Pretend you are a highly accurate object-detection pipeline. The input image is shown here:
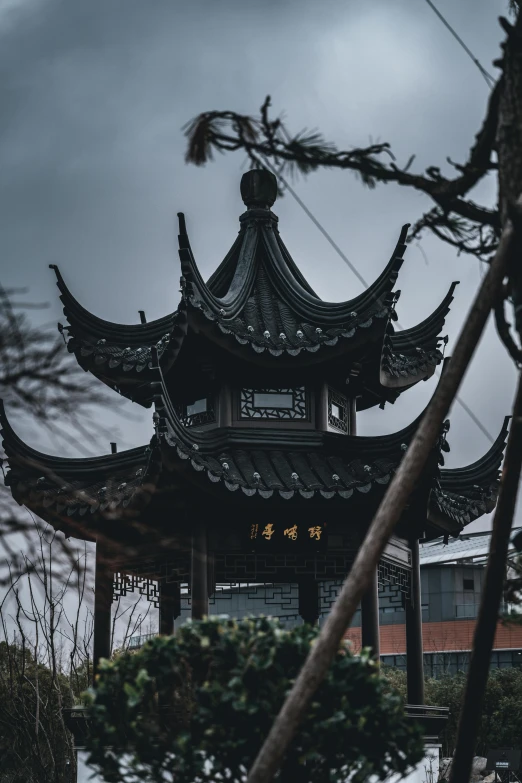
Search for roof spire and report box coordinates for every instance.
[240,169,277,209]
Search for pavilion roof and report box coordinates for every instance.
[0,395,508,540]
[50,172,458,411]
[51,264,188,406]
[428,416,510,530]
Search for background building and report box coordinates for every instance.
[370,530,522,676]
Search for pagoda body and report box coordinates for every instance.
[1,170,508,707]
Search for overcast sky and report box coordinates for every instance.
[0,0,517,532]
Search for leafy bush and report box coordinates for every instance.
[84,617,423,783]
[382,666,522,757]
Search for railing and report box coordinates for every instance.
[128,633,157,649]
[405,704,449,741]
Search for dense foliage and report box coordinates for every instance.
[383,665,522,757]
[84,616,424,783]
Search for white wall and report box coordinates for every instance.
[78,745,441,783]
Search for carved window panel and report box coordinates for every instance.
[328,388,349,433]
[240,387,307,420]
[177,396,216,427]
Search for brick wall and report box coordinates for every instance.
[345,619,522,655]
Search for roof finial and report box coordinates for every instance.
[240,169,277,209]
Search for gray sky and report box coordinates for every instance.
[0,0,517,532]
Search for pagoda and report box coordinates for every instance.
[1,170,508,707]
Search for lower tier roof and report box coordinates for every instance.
[0,399,508,542]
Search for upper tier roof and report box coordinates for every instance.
[50,170,457,410]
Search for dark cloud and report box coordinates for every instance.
[0,0,515,528]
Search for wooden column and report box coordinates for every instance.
[349,397,357,435]
[406,538,425,705]
[191,525,208,620]
[159,580,181,636]
[93,541,112,673]
[218,381,232,427]
[316,382,328,431]
[361,566,380,658]
[298,578,320,625]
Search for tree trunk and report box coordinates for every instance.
[497,11,522,338]
[245,219,515,783]
[449,373,522,783]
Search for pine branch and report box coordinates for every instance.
[184,85,502,261]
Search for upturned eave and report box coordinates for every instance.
[50,265,188,406]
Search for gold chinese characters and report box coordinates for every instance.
[250,522,323,542]
[262,523,275,540]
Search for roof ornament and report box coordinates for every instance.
[240,169,277,210]
[296,329,304,339]
[247,325,254,332]
[279,332,286,341]
[179,276,187,299]
[263,330,270,339]
[253,471,261,484]
[57,322,69,346]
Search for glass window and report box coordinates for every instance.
[179,396,215,427]
[253,392,293,408]
[241,388,307,420]
[463,578,475,591]
[331,402,344,420]
[328,388,349,433]
[187,398,207,416]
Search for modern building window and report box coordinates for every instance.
[383,650,522,678]
[240,387,307,420]
[328,388,349,433]
[463,578,475,591]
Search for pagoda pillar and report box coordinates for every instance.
[405,538,425,705]
[360,566,380,659]
[298,578,319,625]
[191,524,208,620]
[349,397,357,435]
[93,541,113,673]
[159,580,181,636]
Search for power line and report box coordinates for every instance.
[259,156,495,443]
[421,0,496,89]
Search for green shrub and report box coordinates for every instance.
[381,666,522,758]
[84,617,423,783]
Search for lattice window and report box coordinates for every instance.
[328,388,349,433]
[213,552,354,581]
[240,387,306,420]
[113,573,160,608]
[177,582,302,629]
[378,560,411,599]
[177,397,216,427]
